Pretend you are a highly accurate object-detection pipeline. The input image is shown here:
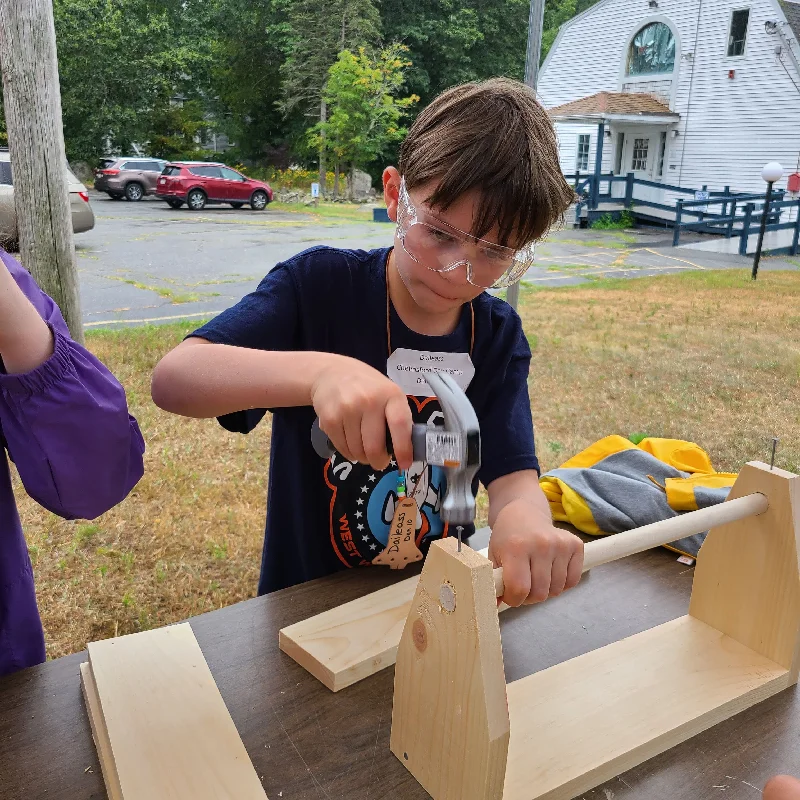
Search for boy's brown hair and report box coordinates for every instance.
[398,77,574,248]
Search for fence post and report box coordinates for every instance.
[739,203,753,256]
[792,199,800,256]
[727,199,737,238]
[721,186,730,217]
[625,172,634,207]
[673,200,683,247]
[698,184,708,223]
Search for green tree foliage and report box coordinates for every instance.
[52,0,214,163]
[381,0,529,108]
[0,0,595,166]
[309,46,418,195]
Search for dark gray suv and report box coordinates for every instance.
[94,157,167,201]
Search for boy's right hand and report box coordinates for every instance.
[310,355,413,472]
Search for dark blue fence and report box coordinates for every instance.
[565,171,800,256]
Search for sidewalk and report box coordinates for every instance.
[523,227,799,287]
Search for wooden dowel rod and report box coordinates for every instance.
[493,492,768,598]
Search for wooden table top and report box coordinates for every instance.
[0,544,796,799]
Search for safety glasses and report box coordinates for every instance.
[396,177,535,290]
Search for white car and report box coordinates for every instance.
[0,148,95,251]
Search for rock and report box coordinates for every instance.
[350,169,373,200]
[70,161,94,183]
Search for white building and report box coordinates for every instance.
[539,0,800,201]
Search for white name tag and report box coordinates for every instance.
[387,348,475,397]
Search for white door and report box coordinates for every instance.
[620,128,667,206]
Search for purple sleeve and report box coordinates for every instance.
[0,251,145,520]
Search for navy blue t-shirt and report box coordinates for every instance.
[192,246,539,594]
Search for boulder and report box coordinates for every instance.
[350,169,373,200]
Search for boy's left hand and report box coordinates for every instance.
[488,497,584,607]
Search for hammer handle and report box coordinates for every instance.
[492,492,768,598]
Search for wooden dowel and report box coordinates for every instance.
[493,492,768,598]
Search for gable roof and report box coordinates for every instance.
[780,1,800,43]
[549,91,678,121]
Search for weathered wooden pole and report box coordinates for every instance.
[0,0,83,342]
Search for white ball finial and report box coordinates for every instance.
[762,162,784,183]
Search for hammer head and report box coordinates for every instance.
[422,371,481,527]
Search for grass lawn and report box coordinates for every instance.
[13,268,800,660]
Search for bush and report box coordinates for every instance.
[591,208,636,230]
[232,165,347,193]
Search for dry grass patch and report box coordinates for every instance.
[12,269,800,659]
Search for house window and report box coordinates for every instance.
[626,22,676,76]
[632,138,649,171]
[576,134,590,172]
[657,131,667,177]
[728,9,750,57]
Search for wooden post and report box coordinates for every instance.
[391,538,509,800]
[740,203,754,256]
[0,0,83,343]
[727,199,737,238]
[791,197,800,256]
[673,199,683,247]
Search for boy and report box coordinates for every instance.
[151,77,582,607]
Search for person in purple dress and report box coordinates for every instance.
[0,250,145,676]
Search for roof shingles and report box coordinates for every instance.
[548,91,676,119]
[780,1,800,43]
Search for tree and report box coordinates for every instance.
[52,0,215,163]
[281,0,382,193]
[210,0,291,163]
[0,0,82,341]
[309,45,418,198]
[380,0,529,108]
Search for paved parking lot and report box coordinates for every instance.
[77,193,394,327]
[75,193,799,328]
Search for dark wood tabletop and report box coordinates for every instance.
[1,542,797,800]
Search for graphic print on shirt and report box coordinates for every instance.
[323,395,448,568]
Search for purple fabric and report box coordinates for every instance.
[0,251,145,676]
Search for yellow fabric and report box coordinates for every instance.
[665,472,738,511]
[539,435,737,537]
[637,438,714,475]
[558,434,638,469]
[539,434,636,530]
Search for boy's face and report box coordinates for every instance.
[382,167,509,314]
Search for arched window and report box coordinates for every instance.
[626,22,676,76]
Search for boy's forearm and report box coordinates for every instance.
[0,261,54,374]
[487,470,551,529]
[151,339,347,418]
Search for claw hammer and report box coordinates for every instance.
[310,370,481,550]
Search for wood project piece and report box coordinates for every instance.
[279,546,490,691]
[282,493,768,692]
[80,623,269,800]
[392,461,800,800]
[390,538,510,800]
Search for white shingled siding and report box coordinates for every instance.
[540,0,800,196]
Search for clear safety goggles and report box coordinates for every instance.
[396,177,535,290]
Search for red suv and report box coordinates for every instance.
[155,162,273,211]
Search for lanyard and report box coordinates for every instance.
[385,258,475,358]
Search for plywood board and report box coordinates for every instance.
[391,538,510,800]
[690,462,800,680]
[80,661,123,800]
[279,546,493,691]
[87,623,268,800]
[504,615,790,800]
